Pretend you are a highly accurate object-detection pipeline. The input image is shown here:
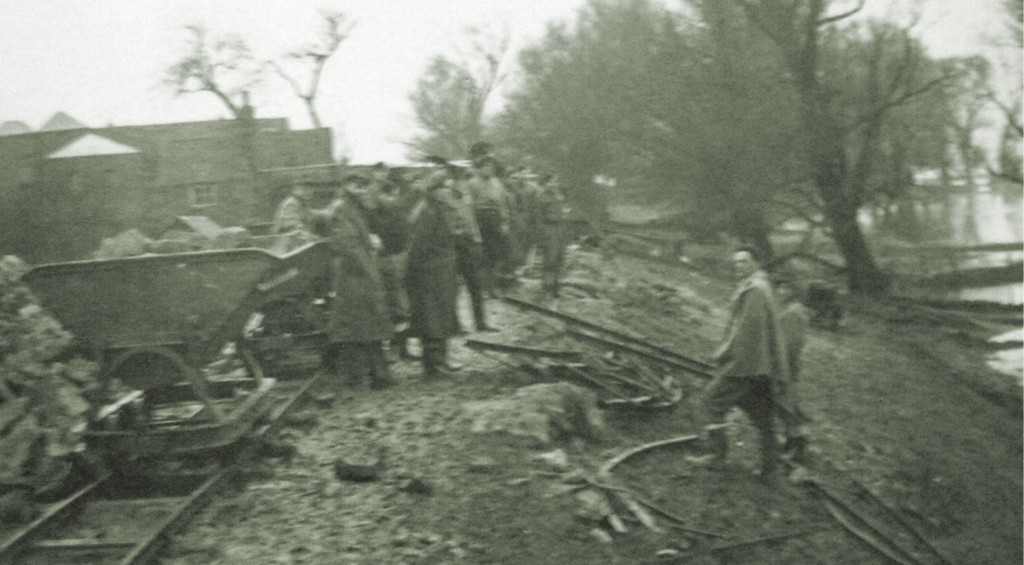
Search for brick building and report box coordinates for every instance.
[0,113,333,262]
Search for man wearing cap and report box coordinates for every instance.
[502,170,536,280]
[406,171,461,380]
[698,247,787,482]
[315,173,394,390]
[774,276,811,462]
[441,160,499,333]
[536,173,568,298]
[364,164,417,360]
[467,155,512,296]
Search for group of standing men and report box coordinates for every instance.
[271,143,569,387]
[274,152,810,480]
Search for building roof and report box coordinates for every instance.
[47,133,140,159]
[40,111,87,131]
[0,121,31,136]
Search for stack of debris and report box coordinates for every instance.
[465,339,684,411]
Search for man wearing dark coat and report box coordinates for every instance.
[314,175,394,390]
[364,165,416,359]
[405,171,461,380]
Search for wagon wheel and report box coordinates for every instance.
[248,297,329,374]
[252,297,325,337]
[107,347,224,421]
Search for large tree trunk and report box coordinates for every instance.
[799,73,890,294]
[822,195,889,293]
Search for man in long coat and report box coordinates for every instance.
[406,171,461,380]
[701,247,789,480]
[315,175,394,390]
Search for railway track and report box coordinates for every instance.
[0,372,322,565]
[788,455,952,565]
[501,296,714,377]
[503,295,952,565]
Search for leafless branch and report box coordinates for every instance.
[817,0,865,26]
[990,94,1024,136]
[163,23,262,118]
[268,11,354,129]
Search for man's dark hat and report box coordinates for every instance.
[468,141,494,160]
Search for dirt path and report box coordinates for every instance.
[161,251,1022,565]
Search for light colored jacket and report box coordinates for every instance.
[272,195,312,235]
[447,180,483,243]
[713,270,789,381]
[778,300,810,380]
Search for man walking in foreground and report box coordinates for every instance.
[699,247,788,481]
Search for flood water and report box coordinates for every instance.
[941,187,1023,305]
[989,328,1024,383]
[932,185,1022,379]
[954,283,1023,305]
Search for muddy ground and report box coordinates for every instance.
[160,248,1023,565]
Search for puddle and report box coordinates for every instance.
[988,328,1023,384]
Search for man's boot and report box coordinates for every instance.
[707,426,728,468]
[784,435,809,464]
[333,343,361,390]
[759,428,782,484]
[472,298,497,333]
[687,425,728,469]
[393,329,418,360]
[368,345,396,390]
[422,338,450,380]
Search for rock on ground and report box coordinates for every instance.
[463,382,605,446]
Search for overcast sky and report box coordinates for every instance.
[0,0,1018,164]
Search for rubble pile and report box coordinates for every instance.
[463,382,605,446]
[0,256,100,507]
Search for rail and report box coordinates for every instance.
[504,294,952,564]
[0,372,322,565]
[501,295,715,377]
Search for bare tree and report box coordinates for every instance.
[268,10,354,129]
[407,23,510,159]
[986,0,1023,183]
[164,24,263,119]
[730,0,953,294]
